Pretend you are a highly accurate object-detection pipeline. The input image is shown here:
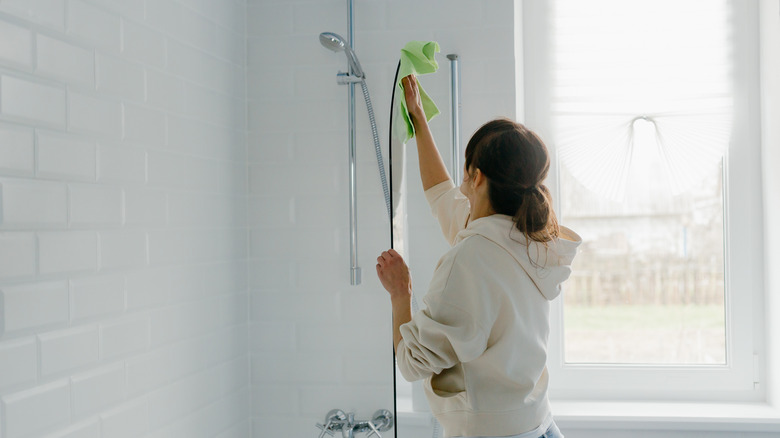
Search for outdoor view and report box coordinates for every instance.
[560,151,726,364]
[552,0,732,365]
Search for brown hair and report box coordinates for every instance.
[464,118,559,243]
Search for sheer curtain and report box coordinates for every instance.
[551,0,733,201]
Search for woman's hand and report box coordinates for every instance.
[402,75,425,125]
[376,249,412,300]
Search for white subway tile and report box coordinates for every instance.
[126,268,171,310]
[67,0,121,51]
[216,419,251,438]
[96,53,146,102]
[219,356,248,395]
[202,261,247,297]
[126,337,206,397]
[68,91,122,138]
[71,364,126,417]
[121,19,165,68]
[0,232,35,279]
[248,260,294,289]
[166,38,210,86]
[147,366,221,429]
[91,0,145,23]
[0,124,34,175]
[1,381,70,438]
[99,230,147,270]
[68,184,123,226]
[250,290,336,323]
[297,321,387,354]
[0,75,66,127]
[246,66,293,100]
[39,325,99,376]
[299,385,391,416]
[123,188,167,225]
[0,180,66,232]
[100,315,149,359]
[218,293,247,327]
[122,102,166,146]
[147,0,215,51]
[251,385,297,415]
[168,265,205,302]
[214,26,244,66]
[247,4,292,37]
[0,20,33,68]
[40,420,100,438]
[36,34,95,87]
[0,338,37,390]
[0,0,66,30]
[145,69,185,113]
[96,142,147,184]
[147,150,204,190]
[251,352,341,384]
[38,231,98,274]
[247,196,294,228]
[36,131,96,181]
[0,281,68,334]
[70,275,125,321]
[249,322,295,352]
[100,401,149,438]
[149,300,217,346]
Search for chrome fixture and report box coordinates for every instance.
[447,54,462,183]
[319,0,391,286]
[319,32,365,79]
[316,409,394,438]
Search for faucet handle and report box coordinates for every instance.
[316,421,335,438]
[365,420,382,438]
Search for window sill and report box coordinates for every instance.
[553,400,780,432]
[397,401,780,432]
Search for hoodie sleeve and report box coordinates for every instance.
[396,241,494,382]
[424,180,470,247]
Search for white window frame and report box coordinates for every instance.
[522,0,765,401]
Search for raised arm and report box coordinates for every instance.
[403,75,451,190]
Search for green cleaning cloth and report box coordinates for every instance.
[395,41,441,145]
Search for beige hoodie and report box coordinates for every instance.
[396,180,581,438]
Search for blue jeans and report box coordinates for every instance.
[539,421,564,438]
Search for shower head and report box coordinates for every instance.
[319,32,365,78]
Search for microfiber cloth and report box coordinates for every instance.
[395,41,441,145]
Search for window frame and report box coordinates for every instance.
[522,0,765,401]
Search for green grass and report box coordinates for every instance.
[563,304,725,331]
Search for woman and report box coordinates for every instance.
[376,75,581,438]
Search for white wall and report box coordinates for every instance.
[246,0,517,436]
[0,1,250,437]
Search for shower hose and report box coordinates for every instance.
[360,80,392,221]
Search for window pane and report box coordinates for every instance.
[552,0,731,365]
[561,155,726,364]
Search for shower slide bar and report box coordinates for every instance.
[447,54,462,184]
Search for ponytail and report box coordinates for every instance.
[464,118,560,243]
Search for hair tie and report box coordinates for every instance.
[520,185,539,195]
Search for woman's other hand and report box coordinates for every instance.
[376,249,412,300]
[402,75,425,125]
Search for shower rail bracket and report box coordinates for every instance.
[337,71,365,84]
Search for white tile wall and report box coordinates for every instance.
[246,0,519,435]
[1,381,71,438]
[0,75,67,127]
[0,1,248,437]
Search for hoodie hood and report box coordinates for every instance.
[455,215,582,300]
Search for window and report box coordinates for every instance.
[524,0,763,399]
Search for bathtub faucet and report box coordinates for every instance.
[316,408,393,438]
